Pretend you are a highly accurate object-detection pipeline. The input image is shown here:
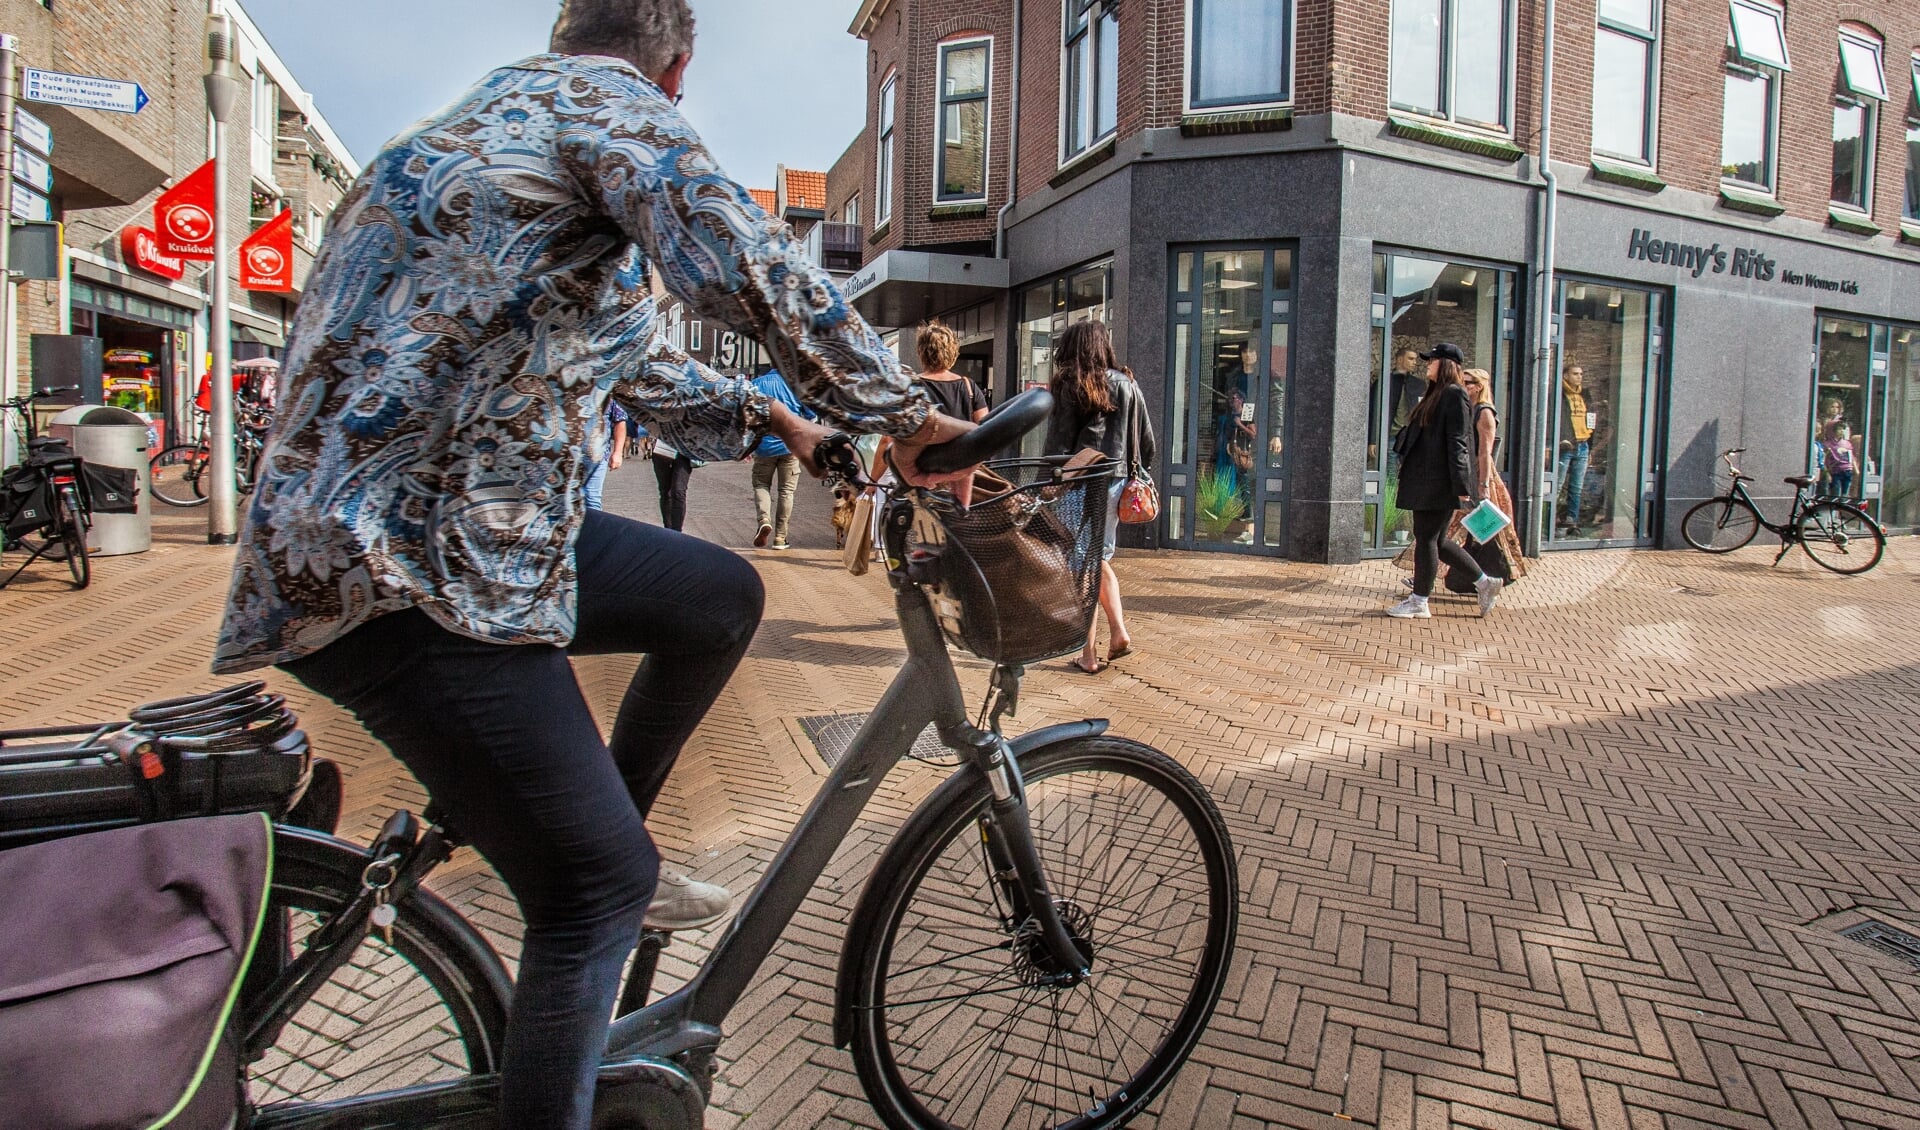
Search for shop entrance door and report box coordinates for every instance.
[1164,246,1293,552]
[1543,281,1666,547]
[1810,318,1920,531]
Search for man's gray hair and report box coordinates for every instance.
[550,0,696,77]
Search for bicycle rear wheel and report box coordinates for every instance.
[1681,496,1759,552]
[843,736,1238,1130]
[1797,501,1885,574]
[151,444,211,507]
[56,493,89,589]
[244,827,511,1110]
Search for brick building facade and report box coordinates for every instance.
[2,0,356,457]
[842,0,1920,562]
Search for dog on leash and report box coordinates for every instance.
[831,488,858,549]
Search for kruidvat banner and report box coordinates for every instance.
[239,210,294,292]
[154,160,218,260]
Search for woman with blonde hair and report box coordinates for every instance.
[1394,365,1527,592]
[914,320,990,422]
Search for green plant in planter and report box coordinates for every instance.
[1196,466,1248,541]
[1380,472,1410,539]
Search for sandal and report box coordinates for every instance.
[1107,643,1133,663]
[1071,658,1108,675]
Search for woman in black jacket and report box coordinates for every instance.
[1044,320,1155,673]
[1388,344,1502,618]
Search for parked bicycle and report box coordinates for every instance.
[1,391,1240,1130]
[150,398,272,508]
[1,386,95,589]
[1681,448,1886,574]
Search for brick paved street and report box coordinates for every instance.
[6,463,1920,1129]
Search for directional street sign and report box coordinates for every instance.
[22,68,149,115]
[12,147,51,194]
[11,185,51,222]
[13,108,52,156]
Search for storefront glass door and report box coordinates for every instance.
[1165,246,1293,551]
[1810,317,1920,531]
[1544,281,1665,547]
[1363,252,1519,553]
[1015,258,1114,457]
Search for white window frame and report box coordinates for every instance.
[1060,0,1119,164]
[250,68,279,186]
[1727,0,1791,72]
[1831,95,1877,214]
[1590,0,1661,165]
[1183,0,1296,114]
[934,36,992,204]
[1838,29,1888,100]
[843,193,860,227]
[1721,1,1785,194]
[689,321,703,352]
[876,72,898,226]
[1385,0,1519,134]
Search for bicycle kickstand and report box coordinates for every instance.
[1772,538,1793,566]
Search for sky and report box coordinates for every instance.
[243,0,869,188]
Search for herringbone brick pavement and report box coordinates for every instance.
[6,460,1920,1129]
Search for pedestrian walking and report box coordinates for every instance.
[914,320,990,423]
[650,437,696,532]
[1394,367,1527,592]
[1043,320,1154,673]
[1386,343,1502,619]
[749,370,808,549]
[581,398,629,511]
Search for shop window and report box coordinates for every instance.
[1832,32,1885,213]
[1188,0,1293,111]
[1591,0,1659,164]
[936,39,990,202]
[1388,0,1513,131]
[1547,282,1665,547]
[1363,252,1518,553]
[1810,318,1920,530]
[876,74,897,225]
[1016,258,1113,455]
[1721,0,1787,191]
[1886,327,1920,530]
[1063,0,1118,160]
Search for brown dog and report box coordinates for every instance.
[831,488,858,549]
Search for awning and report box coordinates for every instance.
[233,323,284,347]
[844,250,1009,330]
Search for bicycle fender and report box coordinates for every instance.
[831,718,1109,1049]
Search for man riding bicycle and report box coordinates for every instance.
[212,2,974,1125]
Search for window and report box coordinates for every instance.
[1388,0,1513,130]
[689,321,702,351]
[1063,0,1118,160]
[1189,0,1292,110]
[936,39,990,201]
[1832,31,1885,213]
[250,69,278,183]
[1592,0,1659,163]
[1906,58,1920,222]
[876,74,896,224]
[1016,258,1113,454]
[842,194,859,227]
[1721,0,1788,191]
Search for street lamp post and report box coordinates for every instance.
[204,8,239,544]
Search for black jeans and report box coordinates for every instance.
[281,509,764,1129]
[652,453,693,531]
[1410,508,1483,598]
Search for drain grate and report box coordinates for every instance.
[796,713,956,768]
[1840,920,1920,972]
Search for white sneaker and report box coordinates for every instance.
[1386,595,1430,618]
[645,866,733,931]
[1475,575,1504,617]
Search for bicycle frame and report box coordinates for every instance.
[1721,477,1799,538]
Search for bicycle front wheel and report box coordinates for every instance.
[1798,501,1885,574]
[150,444,211,507]
[1681,496,1759,552]
[244,827,512,1110]
[843,736,1238,1130]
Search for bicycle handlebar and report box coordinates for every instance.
[917,388,1054,475]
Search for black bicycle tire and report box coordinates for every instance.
[1680,496,1759,553]
[244,826,512,1115]
[57,493,89,589]
[1797,501,1885,575]
[842,736,1238,1130]
[151,444,212,508]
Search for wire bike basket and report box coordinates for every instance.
[911,457,1118,665]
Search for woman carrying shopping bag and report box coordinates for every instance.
[1386,344,1502,619]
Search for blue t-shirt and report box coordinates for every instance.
[752,371,809,457]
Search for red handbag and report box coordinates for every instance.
[1115,380,1158,524]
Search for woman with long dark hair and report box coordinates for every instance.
[1388,343,1502,618]
[1043,320,1155,673]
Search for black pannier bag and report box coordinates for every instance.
[82,462,139,514]
[0,472,52,541]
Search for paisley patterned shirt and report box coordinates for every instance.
[214,54,928,672]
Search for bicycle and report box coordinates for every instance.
[1,386,93,589]
[1681,447,1886,574]
[3,390,1240,1130]
[150,399,272,508]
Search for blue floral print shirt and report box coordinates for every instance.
[214,54,928,672]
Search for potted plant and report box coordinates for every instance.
[1196,466,1248,542]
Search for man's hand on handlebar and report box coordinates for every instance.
[889,413,980,503]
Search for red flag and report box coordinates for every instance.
[239,209,294,292]
[120,226,185,280]
[154,159,218,260]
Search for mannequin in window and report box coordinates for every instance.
[1389,347,1427,434]
[1556,364,1595,534]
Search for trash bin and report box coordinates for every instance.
[48,405,151,556]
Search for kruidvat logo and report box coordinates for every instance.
[246,246,285,276]
[1626,228,1775,281]
[165,203,213,243]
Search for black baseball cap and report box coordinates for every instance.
[1419,342,1465,364]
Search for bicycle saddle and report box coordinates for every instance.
[1784,475,1814,488]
